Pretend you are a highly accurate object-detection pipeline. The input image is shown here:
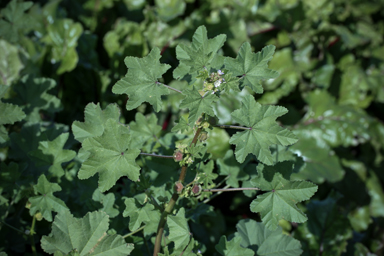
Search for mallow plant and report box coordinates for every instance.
[2,25,318,256]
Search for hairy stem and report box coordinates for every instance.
[0,220,24,233]
[153,127,202,256]
[203,187,261,192]
[215,124,252,130]
[123,225,146,239]
[140,152,174,159]
[157,82,183,94]
[203,184,231,204]
[30,215,37,256]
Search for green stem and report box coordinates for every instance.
[123,225,146,239]
[30,215,37,256]
[157,82,183,94]
[203,187,260,192]
[215,124,251,130]
[140,152,174,159]
[153,127,202,256]
[0,220,24,234]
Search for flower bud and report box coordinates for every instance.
[173,150,183,162]
[174,182,184,194]
[192,184,202,195]
[199,131,208,142]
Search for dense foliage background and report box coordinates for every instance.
[0,0,384,255]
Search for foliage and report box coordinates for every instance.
[0,0,383,256]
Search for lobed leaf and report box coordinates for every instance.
[167,208,191,250]
[250,162,318,230]
[224,43,279,94]
[173,25,226,82]
[78,119,141,192]
[179,86,218,126]
[122,197,158,231]
[72,103,121,143]
[112,47,171,112]
[235,219,302,256]
[216,236,254,256]
[41,210,134,255]
[29,174,68,222]
[29,133,76,177]
[129,112,162,149]
[229,94,298,165]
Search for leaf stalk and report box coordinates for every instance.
[215,124,252,130]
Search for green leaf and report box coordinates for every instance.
[42,19,83,74]
[294,193,352,256]
[229,94,298,164]
[0,39,24,85]
[297,90,371,147]
[217,149,249,188]
[196,160,218,188]
[168,208,191,250]
[155,0,186,22]
[220,71,241,92]
[92,189,119,218]
[78,119,141,192]
[72,103,121,143]
[171,115,191,133]
[250,162,318,230]
[122,197,157,231]
[41,210,134,255]
[129,112,162,149]
[179,86,218,126]
[290,134,344,183]
[0,0,34,43]
[112,47,171,112]
[367,171,384,217]
[224,43,279,93]
[29,174,68,222]
[0,162,21,195]
[235,219,302,256]
[173,25,226,81]
[0,85,26,143]
[216,236,254,256]
[7,75,62,123]
[28,133,76,177]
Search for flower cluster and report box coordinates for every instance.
[201,70,226,95]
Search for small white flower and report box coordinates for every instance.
[214,80,221,87]
[217,70,224,75]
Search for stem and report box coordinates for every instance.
[203,187,261,192]
[30,215,37,256]
[153,127,202,256]
[123,225,146,239]
[140,152,174,159]
[203,185,231,204]
[0,220,24,233]
[215,124,252,130]
[157,82,183,94]
[153,193,179,256]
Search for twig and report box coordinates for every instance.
[157,82,183,94]
[215,125,252,130]
[123,225,146,239]
[140,152,174,159]
[203,187,261,192]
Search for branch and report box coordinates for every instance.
[153,127,202,256]
[140,152,174,159]
[215,124,252,130]
[203,187,261,192]
[123,225,146,239]
[156,82,183,94]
